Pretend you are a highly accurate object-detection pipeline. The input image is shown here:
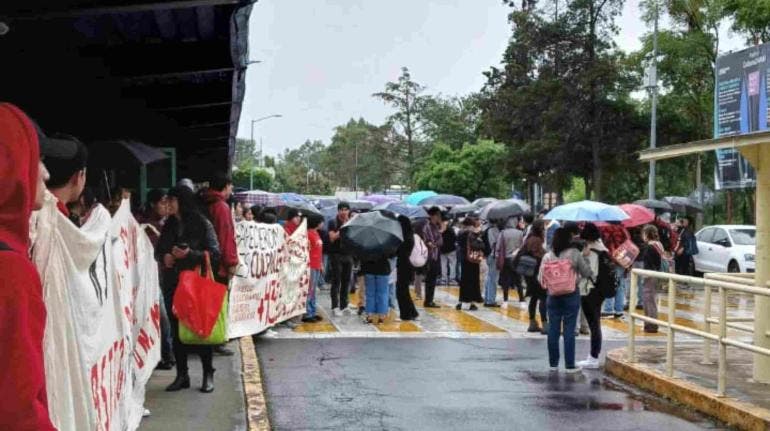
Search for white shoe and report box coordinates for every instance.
[264,329,278,338]
[564,366,583,374]
[549,366,559,372]
[332,308,343,317]
[501,302,509,309]
[143,408,151,417]
[577,356,600,369]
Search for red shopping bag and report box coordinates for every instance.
[172,252,228,338]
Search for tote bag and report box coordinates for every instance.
[173,252,228,343]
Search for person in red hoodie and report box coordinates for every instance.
[0,102,77,431]
[283,208,301,236]
[203,172,237,356]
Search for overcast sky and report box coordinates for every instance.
[237,0,746,157]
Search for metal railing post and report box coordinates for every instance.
[666,278,676,377]
[718,286,727,397]
[629,271,638,363]
[703,279,713,364]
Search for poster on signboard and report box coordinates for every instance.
[714,43,764,189]
[227,220,310,338]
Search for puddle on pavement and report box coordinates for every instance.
[523,370,731,429]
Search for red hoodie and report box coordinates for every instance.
[204,189,238,278]
[0,103,57,430]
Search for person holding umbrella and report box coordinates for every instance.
[420,206,444,308]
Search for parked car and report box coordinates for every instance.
[693,225,756,273]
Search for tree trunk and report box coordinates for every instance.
[584,176,593,201]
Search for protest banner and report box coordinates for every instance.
[227,220,310,338]
[32,194,159,431]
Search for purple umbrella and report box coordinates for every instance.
[360,194,399,205]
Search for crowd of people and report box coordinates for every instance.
[0,100,702,428]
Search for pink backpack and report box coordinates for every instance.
[541,258,577,296]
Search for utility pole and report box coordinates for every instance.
[648,0,659,200]
[354,140,359,199]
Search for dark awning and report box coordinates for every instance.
[0,0,255,177]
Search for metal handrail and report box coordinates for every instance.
[628,268,770,396]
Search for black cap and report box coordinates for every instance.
[33,121,78,159]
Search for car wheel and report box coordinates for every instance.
[727,260,740,273]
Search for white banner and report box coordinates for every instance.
[32,195,160,431]
[227,220,310,338]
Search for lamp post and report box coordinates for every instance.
[249,114,283,190]
[647,0,659,200]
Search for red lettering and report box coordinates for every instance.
[150,303,161,334]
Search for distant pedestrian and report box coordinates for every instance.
[539,228,594,372]
[439,216,457,285]
[396,216,419,321]
[303,217,324,323]
[361,255,391,324]
[482,220,501,307]
[599,222,630,318]
[324,202,354,316]
[640,225,664,333]
[420,207,444,308]
[519,219,547,333]
[457,217,484,311]
[576,223,606,369]
[496,217,525,306]
[674,216,698,276]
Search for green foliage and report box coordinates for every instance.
[418,94,482,150]
[724,0,770,43]
[414,140,508,199]
[272,140,333,195]
[563,177,587,203]
[232,168,273,191]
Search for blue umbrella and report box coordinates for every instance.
[419,194,470,206]
[405,190,437,205]
[373,202,428,220]
[544,200,629,222]
[279,192,310,205]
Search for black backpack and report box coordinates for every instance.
[591,249,619,299]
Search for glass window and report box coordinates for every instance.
[696,228,714,243]
[729,229,756,246]
[712,228,729,245]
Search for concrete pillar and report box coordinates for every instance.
[753,143,770,383]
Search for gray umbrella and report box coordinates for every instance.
[479,199,530,221]
[471,197,498,209]
[633,199,674,213]
[663,196,704,214]
[448,204,478,218]
[341,211,403,259]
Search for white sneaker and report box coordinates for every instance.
[143,408,151,417]
[549,366,559,372]
[577,356,600,369]
[264,329,278,338]
[564,366,583,374]
[501,302,509,309]
[332,308,343,317]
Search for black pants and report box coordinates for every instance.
[423,258,440,305]
[528,295,547,322]
[330,254,353,310]
[396,266,419,320]
[166,298,214,376]
[581,288,604,359]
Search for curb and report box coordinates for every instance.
[605,347,770,431]
[239,336,271,431]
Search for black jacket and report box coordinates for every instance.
[323,217,350,255]
[156,212,221,291]
[440,227,457,254]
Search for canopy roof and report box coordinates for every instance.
[0,0,254,176]
[639,130,770,167]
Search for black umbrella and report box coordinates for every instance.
[348,200,374,211]
[341,211,403,259]
[372,202,428,220]
[663,196,704,214]
[448,204,478,218]
[479,199,529,221]
[275,201,322,220]
[633,199,673,213]
[471,197,498,209]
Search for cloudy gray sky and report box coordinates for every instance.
[238,0,746,157]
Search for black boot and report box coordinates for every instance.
[165,373,190,392]
[201,369,215,393]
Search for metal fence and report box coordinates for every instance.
[627,269,770,396]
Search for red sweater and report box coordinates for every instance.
[308,229,323,270]
[205,190,238,278]
[0,103,56,430]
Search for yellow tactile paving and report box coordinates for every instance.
[423,307,505,333]
[293,309,338,333]
[601,317,664,337]
[376,320,422,332]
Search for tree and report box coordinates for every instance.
[232,168,273,191]
[724,0,770,43]
[272,140,332,195]
[418,94,482,150]
[414,140,509,199]
[373,67,426,185]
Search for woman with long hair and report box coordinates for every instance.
[539,227,594,372]
[520,219,547,333]
[576,223,606,369]
[457,217,484,311]
[396,215,419,321]
[641,224,664,333]
[156,186,222,393]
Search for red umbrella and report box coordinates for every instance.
[617,203,655,227]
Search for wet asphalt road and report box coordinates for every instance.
[255,338,727,431]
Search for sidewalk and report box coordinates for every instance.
[606,344,770,431]
[139,341,247,431]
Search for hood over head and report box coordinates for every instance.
[204,188,227,205]
[0,103,39,252]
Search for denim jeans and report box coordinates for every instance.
[547,290,581,368]
[484,255,499,305]
[307,269,321,318]
[440,252,457,282]
[455,248,463,282]
[603,266,627,314]
[365,274,390,315]
[388,257,397,309]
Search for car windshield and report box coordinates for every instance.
[729,229,756,246]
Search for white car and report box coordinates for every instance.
[694,225,756,273]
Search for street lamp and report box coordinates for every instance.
[249,114,283,190]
